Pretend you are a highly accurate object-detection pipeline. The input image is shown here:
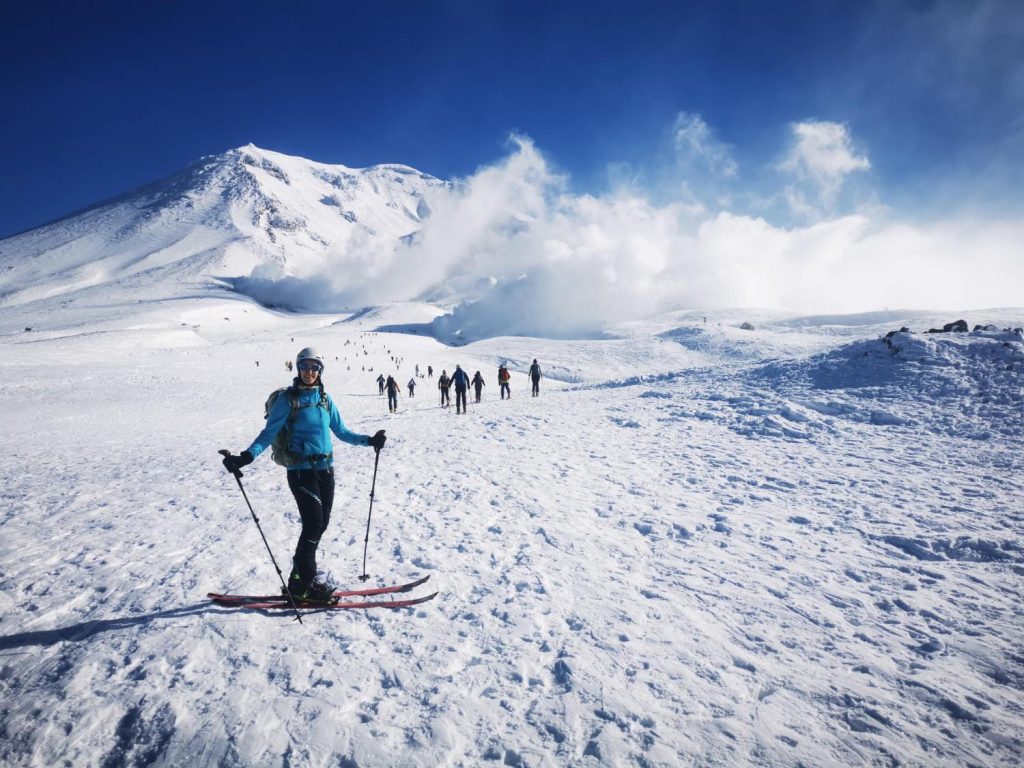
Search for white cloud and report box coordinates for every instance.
[673,112,739,178]
[784,121,871,178]
[407,138,1022,337]
[241,134,1022,336]
[779,120,871,216]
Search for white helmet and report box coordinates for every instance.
[296,347,324,370]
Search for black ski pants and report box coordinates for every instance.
[440,387,450,406]
[388,391,398,411]
[474,384,483,402]
[455,387,467,413]
[500,383,510,399]
[287,468,335,588]
[532,376,540,396]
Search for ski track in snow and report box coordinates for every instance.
[1,307,1023,767]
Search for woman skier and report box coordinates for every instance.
[221,347,386,602]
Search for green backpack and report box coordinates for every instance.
[264,387,331,467]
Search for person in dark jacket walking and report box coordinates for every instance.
[451,365,470,414]
[407,378,416,397]
[221,347,386,603]
[376,373,385,395]
[529,359,542,396]
[385,375,401,413]
[498,365,511,399]
[438,370,451,407]
[471,370,485,402]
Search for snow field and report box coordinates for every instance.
[0,304,1022,766]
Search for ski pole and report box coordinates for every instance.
[358,445,382,582]
[218,450,303,624]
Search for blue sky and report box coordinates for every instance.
[1,0,1021,239]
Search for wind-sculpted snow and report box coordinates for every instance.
[659,326,762,360]
[882,535,1024,563]
[746,327,1024,439]
[0,303,1022,766]
[803,328,1024,391]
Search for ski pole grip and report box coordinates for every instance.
[218,449,244,479]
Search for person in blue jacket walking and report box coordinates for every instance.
[221,347,386,602]
[451,364,470,414]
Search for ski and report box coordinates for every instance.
[212,591,438,611]
[207,574,431,604]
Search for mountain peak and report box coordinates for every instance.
[0,147,447,316]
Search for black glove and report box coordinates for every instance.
[368,430,386,452]
[222,450,254,475]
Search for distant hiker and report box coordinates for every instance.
[451,365,470,414]
[286,360,293,372]
[498,365,511,400]
[385,375,401,413]
[220,347,386,603]
[438,370,451,407]
[415,364,420,377]
[407,378,416,397]
[529,359,542,397]
[428,365,434,379]
[255,361,260,367]
[471,370,485,402]
[376,373,385,395]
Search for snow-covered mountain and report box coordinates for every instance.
[0,145,446,327]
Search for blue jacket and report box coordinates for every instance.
[451,368,470,390]
[247,385,369,471]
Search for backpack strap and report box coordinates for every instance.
[286,389,329,414]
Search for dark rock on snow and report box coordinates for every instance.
[926,319,968,334]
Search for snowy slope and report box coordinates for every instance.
[0,145,446,332]
[1,300,1022,767]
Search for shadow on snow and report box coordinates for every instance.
[0,603,301,651]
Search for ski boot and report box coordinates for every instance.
[283,576,337,605]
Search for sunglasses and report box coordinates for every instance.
[298,362,322,373]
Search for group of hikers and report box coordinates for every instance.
[375,359,543,414]
[218,347,547,604]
